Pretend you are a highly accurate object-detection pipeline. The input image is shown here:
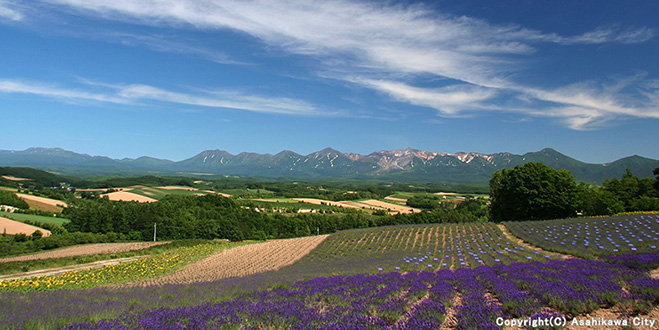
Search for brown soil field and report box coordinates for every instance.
[0,217,50,237]
[102,191,157,203]
[435,192,459,196]
[385,196,408,203]
[156,186,198,191]
[0,242,168,263]
[339,201,385,210]
[291,198,363,210]
[16,193,68,212]
[359,199,421,214]
[132,235,328,286]
[2,176,29,181]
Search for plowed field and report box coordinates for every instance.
[0,242,168,263]
[0,217,50,237]
[133,235,328,286]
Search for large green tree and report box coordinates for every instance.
[489,162,579,222]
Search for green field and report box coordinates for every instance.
[0,212,69,226]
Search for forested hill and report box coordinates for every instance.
[0,147,656,184]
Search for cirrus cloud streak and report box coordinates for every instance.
[8,0,659,128]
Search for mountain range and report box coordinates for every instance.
[0,147,656,184]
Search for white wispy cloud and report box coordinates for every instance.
[0,77,319,115]
[15,0,659,128]
[107,32,249,65]
[359,79,498,117]
[0,78,129,103]
[0,0,23,20]
[116,84,317,115]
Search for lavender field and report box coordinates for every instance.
[1,219,659,329]
[506,214,659,258]
[6,257,657,330]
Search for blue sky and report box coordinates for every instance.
[0,0,657,163]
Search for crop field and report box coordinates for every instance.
[9,257,659,330]
[98,186,217,202]
[0,217,50,237]
[0,242,169,263]
[15,193,68,213]
[296,223,557,276]
[0,211,69,227]
[132,235,328,286]
[505,214,659,258]
[1,217,659,329]
[0,242,231,291]
[102,191,158,203]
[358,199,421,214]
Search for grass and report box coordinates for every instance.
[0,211,70,226]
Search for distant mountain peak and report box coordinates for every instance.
[0,146,655,184]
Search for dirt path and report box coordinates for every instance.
[0,257,142,281]
[440,292,462,330]
[129,235,328,287]
[650,268,659,278]
[497,224,571,259]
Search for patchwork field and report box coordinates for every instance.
[134,235,328,286]
[359,199,421,214]
[0,217,50,237]
[290,197,419,214]
[15,193,68,213]
[1,216,659,330]
[1,176,29,182]
[102,191,158,203]
[99,185,219,202]
[0,211,69,227]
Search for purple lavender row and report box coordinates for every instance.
[56,271,455,330]
[601,252,659,270]
[474,265,543,318]
[453,268,502,330]
[493,258,647,316]
[494,262,601,316]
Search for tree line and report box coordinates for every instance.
[490,162,659,222]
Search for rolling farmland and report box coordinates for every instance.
[0,217,50,237]
[15,194,68,213]
[0,211,69,227]
[296,223,558,275]
[0,215,658,329]
[133,235,328,286]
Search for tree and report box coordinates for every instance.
[603,169,659,211]
[489,162,579,222]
